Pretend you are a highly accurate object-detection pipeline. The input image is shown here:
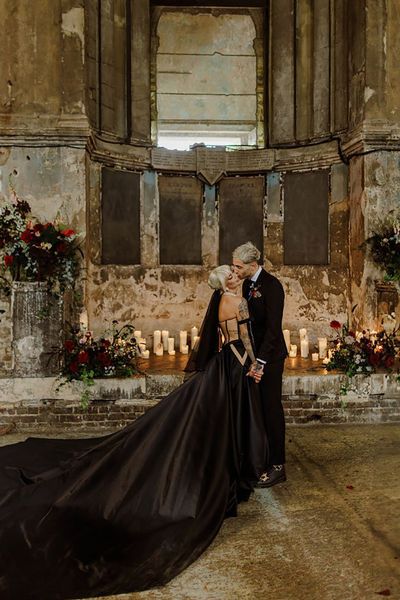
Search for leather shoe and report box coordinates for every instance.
[256,465,286,488]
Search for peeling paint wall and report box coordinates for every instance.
[0,148,86,373]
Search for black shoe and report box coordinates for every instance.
[256,465,286,488]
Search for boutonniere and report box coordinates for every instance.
[249,284,262,299]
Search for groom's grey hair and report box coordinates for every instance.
[232,242,261,264]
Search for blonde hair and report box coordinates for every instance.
[232,241,261,264]
[208,265,232,291]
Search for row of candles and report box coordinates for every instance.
[135,326,330,362]
[284,328,331,364]
[133,326,200,359]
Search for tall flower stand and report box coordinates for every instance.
[11,282,63,376]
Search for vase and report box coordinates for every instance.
[11,281,63,377]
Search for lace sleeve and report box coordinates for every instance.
[237,298,256,364]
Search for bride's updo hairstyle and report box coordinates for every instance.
[208,265,232,291]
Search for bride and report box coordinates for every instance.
[0,265,268,600]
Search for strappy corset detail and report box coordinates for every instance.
[219,317,240,343]
[219,317,249,366]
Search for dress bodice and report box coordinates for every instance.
[219,316,240,344]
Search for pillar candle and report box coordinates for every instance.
[134,330,142,341]
[79,309,88,331]
[299,328,307,341]
[289,344,297,358]
[318,337,327,359]
[161,330,169,351]
[153,330,161,354]
[328,349,333,359]
[167,337,175,354]
[155,342,164,356]
[191,326,199,348]
[181,344,189,355]
[179,330,187,352]
[300,337,309,358]
[192,335,200,349]
[283,329,291,353]
[312,352,319,361]
[141,349,150,359]
[322,357,330,365]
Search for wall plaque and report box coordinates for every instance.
[101,168,141,264]
[158,176,202,265]
[219,176,265,265]
[283,170,329,265]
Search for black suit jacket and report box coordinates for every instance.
[242,269,288,364]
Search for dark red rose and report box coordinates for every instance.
[61,228,75,237]
[78,350,89,364]
[97,351,112,367]
[330,320,341,330]
[64,340,75,352]
[348,330,356,338]
[33,223,44,233]
[21,228,34,243]
[55,242,67,254]
[4,255,14,267]
[384,355,395,368]
[69,360,79,374]
[100,339,111,348]
[368,352,380,367]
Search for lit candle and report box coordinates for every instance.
[155,342,164,356]
[80,309,88,331]
[312,352,319,361]
[299,328,307,341]
[179,330,187,353]
[139,342,147,354]
[300,337,309,358]
[141,349,150,359]
[192,335,200,349]
[318,337,327,359]
[289,344,297,358]
[322,357,330,365]
[181,344,189,355]
[153,330,161,354]
[191,326,199,348]
[167,337,175,355]
[283,329,291,353]
[161,330,169,351]
[134,330,142,341]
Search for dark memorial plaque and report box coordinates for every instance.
[283,170,329,265]
[159,176,202,265]
[102,168,141,264]
[219,177,264,265]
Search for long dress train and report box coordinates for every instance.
[0,320,267,600]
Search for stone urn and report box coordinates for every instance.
[11,281,63,376]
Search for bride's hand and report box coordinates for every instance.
[247,362,264,384]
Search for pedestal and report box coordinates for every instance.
[11,282,63,377]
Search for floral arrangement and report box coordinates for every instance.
[365,216,400,282]
[61,321,139,408]
[326,317,399,380]
[0,189,82,295]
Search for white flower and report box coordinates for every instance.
[345,336,355,345]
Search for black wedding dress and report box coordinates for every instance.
[0,291,267,600]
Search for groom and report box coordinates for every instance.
[232,242,288,488]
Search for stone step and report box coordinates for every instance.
[0,372,399,430]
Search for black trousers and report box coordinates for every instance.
[259,359,285,466]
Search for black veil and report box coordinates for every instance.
[184,290,222,373]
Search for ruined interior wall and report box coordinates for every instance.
[0,148,86,374]
[350,152,400,331]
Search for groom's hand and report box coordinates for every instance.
[247,362,264,383]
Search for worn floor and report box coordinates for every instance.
[1,424,399,600]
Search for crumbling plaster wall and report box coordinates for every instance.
[0,148,86,374]
[350,151,400,331]
[86,162,350,350]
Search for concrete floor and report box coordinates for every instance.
[1,424,399,600]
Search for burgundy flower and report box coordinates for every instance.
[4,255,14,267]
[78,350,89,364]
[348,330,356,338]
[69,360,79,374]
[384,355,395,368]
[97,351,112,367]
[55,242,67,254]
[330,320,341,330]
[368,352,380,367]
[21,228,34,243]
[64,340,75,352]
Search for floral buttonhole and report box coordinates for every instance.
[250,285,262,299]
